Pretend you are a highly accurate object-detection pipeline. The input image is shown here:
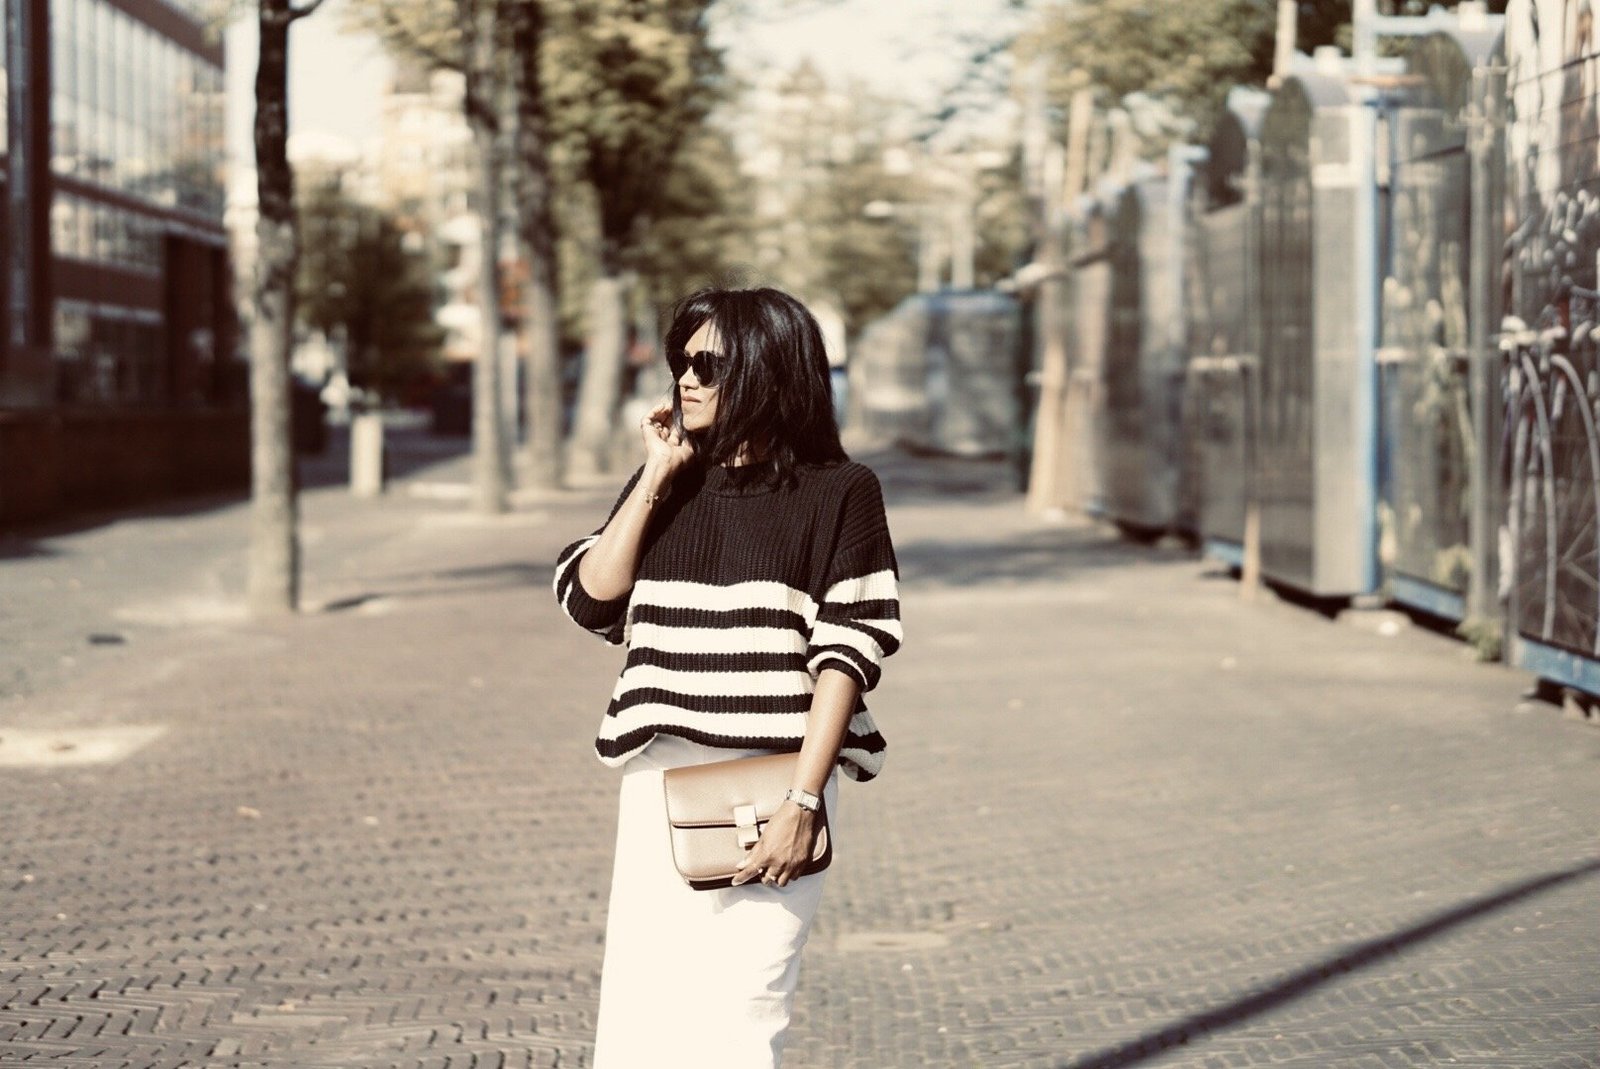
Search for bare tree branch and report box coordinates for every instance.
[288,0,329,21]
[371,0,464,73]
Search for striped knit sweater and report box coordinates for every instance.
[553,460,902,781]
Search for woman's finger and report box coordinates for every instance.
[733,853,765,886]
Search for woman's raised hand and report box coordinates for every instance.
[640,399,694,479]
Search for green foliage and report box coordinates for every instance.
[630,122,757,314]
[344,0,464,86]
[972,152,1030,289]
[549,109,750,351]
[1019,0,1272,138]
[1016,0,1359,139]
[797,143,921,340]
[1016,2,1508,144]
[544,0,724,269]
[296,178,445,402]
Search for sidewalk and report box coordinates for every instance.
[2,442,1597,1068]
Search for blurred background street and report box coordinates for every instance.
[3,430,1598,1067]
[8,0,1600,1064]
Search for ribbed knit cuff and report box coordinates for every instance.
[562,572,631,633]
[810,652,873,694]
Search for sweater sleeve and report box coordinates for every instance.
[552,467,642,645]
[806,468,903,692]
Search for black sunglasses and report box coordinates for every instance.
[667,348,726,386]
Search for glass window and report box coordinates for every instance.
[73,194,91,256]
[0,0,8,156]
[84,0,100,181]
[158,36,175,206]
[109,12,122,186]
[95,0,111,184]
[178,50,194,210]
[134,22,151,194]
[119,17,134,193]
[137,213,158,268]
[88,312,117,401]
[52,194,68,258]
[54,302,90,403]
[202,63,220,214]
[93,200,109,261]
[75,0,91,177]
[50,196,72,256]
[42,0,226,219]
[1,0,8,157]
[55,303,89,359]
[50,0,73,172]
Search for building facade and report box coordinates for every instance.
[1,0,240,524]
[372,58,479,365]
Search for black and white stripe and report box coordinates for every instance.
[553,461,902,781]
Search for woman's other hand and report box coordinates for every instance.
[731,804,820,889]
[641,399,694,479]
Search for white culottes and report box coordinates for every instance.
[592,734,838,1069]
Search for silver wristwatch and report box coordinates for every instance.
[785,787,822,812]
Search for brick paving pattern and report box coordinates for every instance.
[2,444,1597,1067]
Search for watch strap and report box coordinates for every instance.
[785,787,822,812]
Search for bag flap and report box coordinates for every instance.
[662,752,799,827]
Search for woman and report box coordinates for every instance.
[552,286,902,1067]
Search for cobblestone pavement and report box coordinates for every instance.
[2,445,1597,1068]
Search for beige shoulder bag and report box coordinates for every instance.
[662,752,832,890]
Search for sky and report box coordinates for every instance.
[222,0,1023,176]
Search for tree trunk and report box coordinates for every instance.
[566,267,629,483]
[248,0,301,616]
[464,7,509,515]
[522,256,564,487]
[509,0,563,491]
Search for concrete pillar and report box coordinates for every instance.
[350,412,384,498]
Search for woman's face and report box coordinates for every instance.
[675,319,723,433]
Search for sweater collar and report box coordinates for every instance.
[700,461,779,497]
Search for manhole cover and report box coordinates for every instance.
[836,931,950,952]
[0,725,167,767]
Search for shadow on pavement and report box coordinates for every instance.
[0,489,248,559]
[316,560,558,612]
[0,424,470,559]
[1053,857,1600,1069]
[0,537,62,561]
[897,530,1190,589]
[860,447,1024,508]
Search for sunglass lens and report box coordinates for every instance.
[692,351,719,385]
[669,349,721,386]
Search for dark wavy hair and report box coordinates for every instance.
[663,286,848,485]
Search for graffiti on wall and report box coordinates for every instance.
[1504,0,1600,656]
